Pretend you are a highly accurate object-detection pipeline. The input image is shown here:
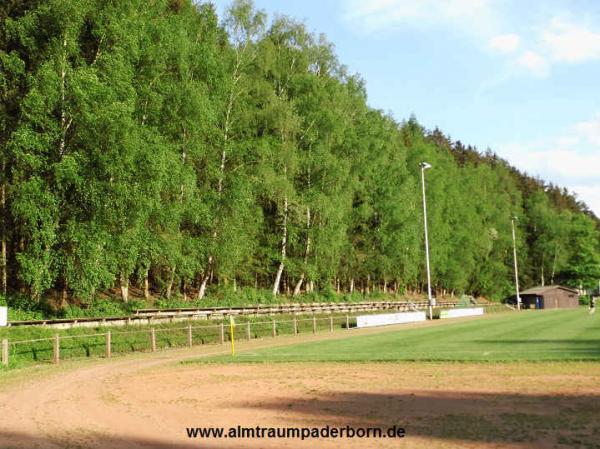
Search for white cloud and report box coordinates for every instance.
[542,18,600,63]
[498,113,600,216]
[569,185,600,216]
[489,33,520,53]
[516,50,549,77]
[573,114,600,146]
[342,0,497,35]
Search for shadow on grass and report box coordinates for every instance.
[0,430,241,449]
[243,390,600,448]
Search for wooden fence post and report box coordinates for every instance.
[1,339,8,367]
[187,324,193,348]
[346,315,350,330]
[293,317,298,335]
[246,321,251,340]
[329,316,333,332]
[272,320,276,338]
[150,328,156,352]
[312,316,317,334]
[220,322,225,344]
[105,331,111,358]
[53,334,60,364]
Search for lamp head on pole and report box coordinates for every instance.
[420,162,432,170]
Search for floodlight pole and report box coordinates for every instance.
[511,216,521,310]
[420,162,433,320]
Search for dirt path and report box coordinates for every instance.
[0,317,598,449]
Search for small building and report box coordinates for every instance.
[520,285,579,309]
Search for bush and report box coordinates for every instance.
[8,308,44,321]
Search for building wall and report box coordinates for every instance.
[541,290,579,309]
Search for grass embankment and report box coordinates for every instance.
[203,309,600,363]
[1,289,413,321]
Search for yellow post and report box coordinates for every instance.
[229,316,235,356]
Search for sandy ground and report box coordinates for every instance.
[0,321,599,449]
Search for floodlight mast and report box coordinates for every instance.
[511,216,521,310]
[420,162,433,319]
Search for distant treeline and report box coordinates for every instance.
[1,0,599,305]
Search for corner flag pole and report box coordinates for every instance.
[229,316,235,356]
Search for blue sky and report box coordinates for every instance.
[212,0,600,216]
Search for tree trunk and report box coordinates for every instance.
[198,276,208,300]
[293,206,311,296]
[1,172,6,296]
[272,193,288,296]
[166,266,175,299]
[349,278,354,294]
[60,283,68,308]
[197,256,212,300]
[58,34,72,157]
[143,270,150,300]
[120,273,129,303]
[293,273,305,296]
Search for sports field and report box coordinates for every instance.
[206,309,600,362]
[0,309,598,449]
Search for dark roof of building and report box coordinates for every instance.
[520,285,579,295]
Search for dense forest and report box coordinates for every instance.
[1,0,599,311]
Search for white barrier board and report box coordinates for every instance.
[440,307,484,319]
[0,306,7,327]
[356,311,426,328]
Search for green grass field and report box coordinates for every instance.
[206,309,600,363]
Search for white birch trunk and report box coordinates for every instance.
[143,270,150,300]
[1,170,6,296]
[293,206,311,296]
[120,273,129,303]
[272,194,288,296]
[166,266,175,299]
[58,34,72,157]
[198,256,212,300]
[293,273,305,296]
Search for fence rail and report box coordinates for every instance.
[6,300,468,329]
